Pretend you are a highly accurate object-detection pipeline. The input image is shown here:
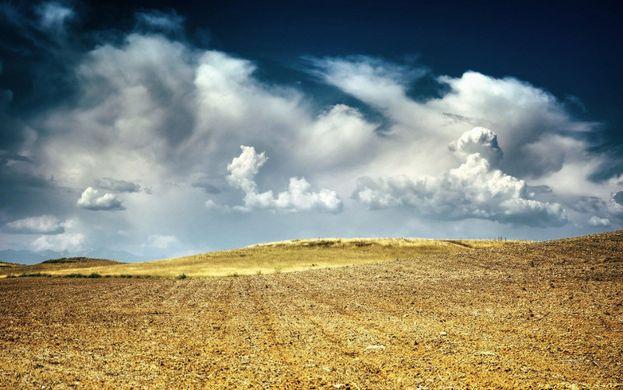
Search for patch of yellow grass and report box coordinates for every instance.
[46,237,522,278]
[251,237,521,249]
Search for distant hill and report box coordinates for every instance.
[0,257,122,277]
[0,248,146,265]
[0,260,19,268]
[41,257,115,264]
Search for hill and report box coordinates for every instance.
[0,257,122,277]
[0,261,19,268]
[42,237,519,278]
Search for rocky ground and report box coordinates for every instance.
[0,231,621,388]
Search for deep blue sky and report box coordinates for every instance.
[2,1,623,150]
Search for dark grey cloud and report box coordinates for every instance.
[95,177,142,193]
[191,176,221,194]
[0,89,31,152]
[568,196,608,214]
[0,151,75,225]
[587,146,623,182]
[526,185,552,195]
[0,150,32,164]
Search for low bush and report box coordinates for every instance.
[64,273,86,278]
[64,272,102,278]
[19,272,52,278]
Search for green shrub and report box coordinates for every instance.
[64,273,86,278]
[63,272,102,278]
[19,272,51,278]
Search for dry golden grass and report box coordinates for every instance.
[0,262,17,273]
[43,238,518,278]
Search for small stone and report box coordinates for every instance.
[365,344,386,351]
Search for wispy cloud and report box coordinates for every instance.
[35,2,74,33]
[5,215,66,234]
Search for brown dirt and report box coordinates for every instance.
[0,231,621,388]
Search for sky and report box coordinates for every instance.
[1,0,622,262]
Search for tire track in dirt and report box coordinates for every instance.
[241,276,306,387]
[284,271,408,336]
[280,273,407,386]
[254,275,375,388]
[281,269,493,386]
[288,265,617,387]
[191,278,255,384]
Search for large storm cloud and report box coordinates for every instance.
[353,128,567,226]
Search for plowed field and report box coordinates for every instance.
[1,231,621,388]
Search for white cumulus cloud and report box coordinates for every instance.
[588,216,611,227]
[354,128,567,227]
[227,146,342,213]
[448,127,503,166]
[77,187,124,211]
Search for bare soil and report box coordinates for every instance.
[0,231,621,388]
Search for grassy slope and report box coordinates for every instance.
[44,238,520,278]
[0,261,19,270]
